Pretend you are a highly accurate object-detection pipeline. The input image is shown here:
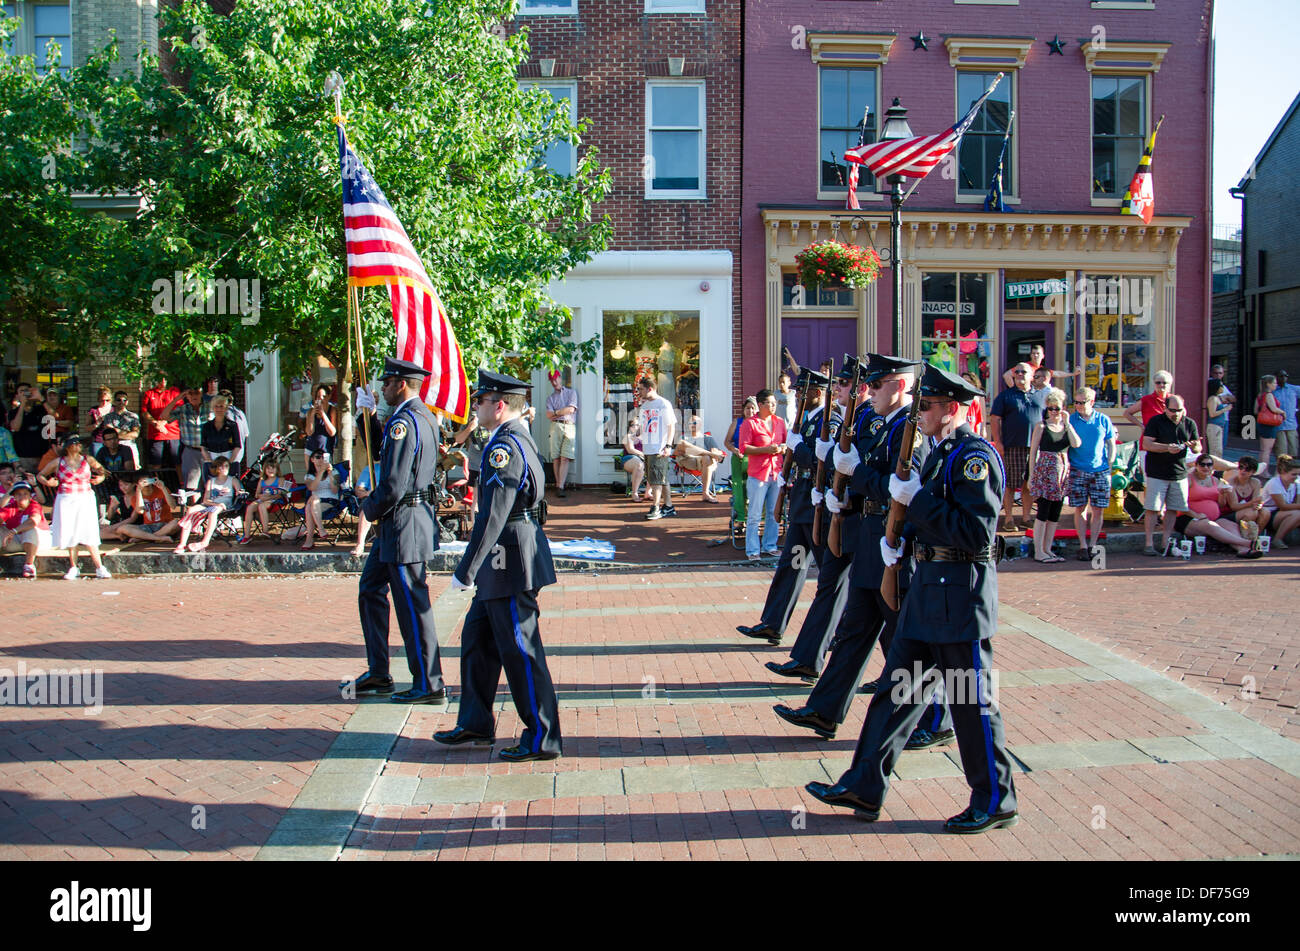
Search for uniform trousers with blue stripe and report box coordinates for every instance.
[456,590,562,755]
[358,549,444,692]
[758,519,815,634]
[839,636,1017,816]
[786,544,852,673]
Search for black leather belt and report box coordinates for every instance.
[397,487,435,507]
[862,501,886,516]
[916,543,995,563]
[507,506,543,523]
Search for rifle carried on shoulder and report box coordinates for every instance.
[827,360,871,558]
[774,368,822,516]
[810,356,843,547]
[879,374,924,612]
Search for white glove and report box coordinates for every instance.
[889,471,921,506]
[815,439,833,462]
[834,445,860,476]
[810,487,824,507]
[824,492,844,515]
[450,575,471,591]
[355,387,377,411]
[880,536,904,567]
[786,432,803,453]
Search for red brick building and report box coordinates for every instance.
[509,0,742,483]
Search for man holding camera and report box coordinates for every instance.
[344,357,445,705]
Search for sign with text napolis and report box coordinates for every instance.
[1005,279,1068,300]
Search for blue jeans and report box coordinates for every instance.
[746,475,780,557]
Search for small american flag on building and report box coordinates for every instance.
[339,123,470,423]
[846,73,1003,182]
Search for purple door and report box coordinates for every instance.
[1004,322,1056,375]
[783,318,858,373]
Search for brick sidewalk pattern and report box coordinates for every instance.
[0,554,1297,860]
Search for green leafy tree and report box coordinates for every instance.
[2,0,611,402]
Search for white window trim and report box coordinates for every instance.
[954,69,1018,203]
[645,80,707,200]
[521,79,578,177]
[815,64,883,203]
[645,0,705,13]
[1091,2,1154,9]
[1089,72,1151,207]
[516,0,578,15]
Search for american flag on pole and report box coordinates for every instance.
[845,105,870,211]
[845,73,1003,182]
[1121,114,1164,225]
[339,123,470,423]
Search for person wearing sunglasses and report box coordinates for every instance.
[807,364,1018,835]
[1173,455,1263,557]
[345,357,446,706]
[1140,393,1201,556]
[1122,370,1173,431]
[1027,389,1081,563]
[436,369,562,762]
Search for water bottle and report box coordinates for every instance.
[1019,536,1030,559]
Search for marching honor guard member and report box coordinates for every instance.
[736,369,828,642]
[763,361,860,679]
[434,370,563,762]
[806,364,1018,834]
[344,357,446,704]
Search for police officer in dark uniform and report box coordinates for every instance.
[343,357,445,704]
[806,364,1019,834]
[735,368,829,642]
[763,360,861,679]
[772,354,932,739]
[433,370,563,762]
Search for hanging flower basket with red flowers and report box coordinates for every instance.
[794,240,881,290]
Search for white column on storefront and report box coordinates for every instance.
[243,348,281,460]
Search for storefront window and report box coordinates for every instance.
[602,310,699,450]
[1080,273,1155,408]
[920,272,993,395]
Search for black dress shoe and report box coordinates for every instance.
[433,725,495,746]
[944,805,1020,834]
[904,728,956,751]
[738,623,781,643]
[773,704,837,739]
[857,678,885,695]
[765,660,819,681]
[391,687,447,704]
[340,671,394,696]
[805,781,881,821]
[498,744,561,763]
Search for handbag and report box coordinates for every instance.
[1256,395,1284,427]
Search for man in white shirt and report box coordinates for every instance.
[636,377,677,520]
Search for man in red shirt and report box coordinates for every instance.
[1,481,47,577]
[141,374,181,469]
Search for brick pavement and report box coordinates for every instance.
[0,555,1297,860]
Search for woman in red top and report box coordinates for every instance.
[37,435,110,579]
[1122,371,1172,430]
[737,389,787,559]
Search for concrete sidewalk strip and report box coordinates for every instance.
[1128,735,1220,763]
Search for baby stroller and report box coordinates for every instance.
[239,427,301,496]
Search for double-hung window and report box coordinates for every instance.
[956,71,1014,197]
[646,81,706,198]
[520,80,578,177]
[818,67,877,197]
[516,0,577,14]
[2,2,71,74]
[1091,75,1146,200]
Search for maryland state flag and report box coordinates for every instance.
[1121,114,1165,224]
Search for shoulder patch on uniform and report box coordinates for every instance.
[389,421,408,441]
[869,417,884,435]
[829,421,841,439]
[488,446,511,469]
[963,454,990,482]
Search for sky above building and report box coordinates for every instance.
[1213,0,1300,230]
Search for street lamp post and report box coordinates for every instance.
[878,98,913,357]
